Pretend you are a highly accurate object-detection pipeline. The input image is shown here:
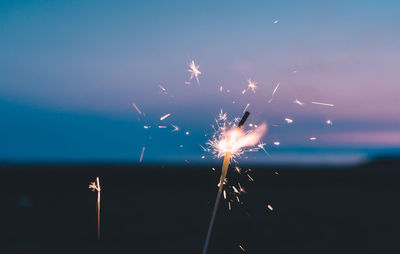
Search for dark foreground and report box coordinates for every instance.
[0,160,399,254]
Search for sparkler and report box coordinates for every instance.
[89,177,101,240]
[202,111,266,254]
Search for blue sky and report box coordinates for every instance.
[1,0,400,164]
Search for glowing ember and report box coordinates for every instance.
[326,120,333,125]
[267,204,274,211]
[187,60,201,84]
[285,118,293,123]
[310,137,317,141]
[239,245,246,252]
[273,141,280,146]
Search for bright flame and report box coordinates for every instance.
[206,111,267,161]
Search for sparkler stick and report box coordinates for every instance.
[89,177,101,240]
[202,111,249,254]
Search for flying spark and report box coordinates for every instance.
[247,79,258,93]
[139,146,145,162]
[285,118,293,123]
[239,245,246,252]
[188,60,201,84]
[293,99,305,106]
[171,124,180,132]
[310,137,317,141]
[311,101,335,107]
[326,120,333,125]
[273,141,280,146]
[160,113,171,121]
[159,84,167,94]
[132,103,142,114]
[243,104,250,113]
[268,82,280,103]
[267,204,274,211]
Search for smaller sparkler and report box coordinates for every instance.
[89,177,101,240]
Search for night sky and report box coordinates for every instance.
[1,0,400,164]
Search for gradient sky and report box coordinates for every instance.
[1,0,400,164]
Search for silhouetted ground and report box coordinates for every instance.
[0,159,399,253]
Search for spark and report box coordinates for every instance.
[232,186,239,194]
[159,84,167,94]
[247,174,254,182]
[158,126,167,128]
[219,86,223,92]
[132,103,142,114]
[326,120,333,125]
[243,103,250,113]
[139,146,145,162]
[247,79,258,93]
[223,190,227,199]
[228,202,231,210]
[273,141,280,146]
[211,167,215,171]
[257,143,270,156]
[188,60,201,84]
[234,166,241,174]
[143,125,150,129]
[273,19,279,24]
[242,89,246,95]
[160,113,171,121]
[311,101,334,107]
[267,204,274,211]
[285,118,293,123]
[185,131,190,135]
[89,177,101,240]
[171,124,180,132]
[293,99,305,106]
[239,245,246,252]
[268,82,280,103]
[310,137,317,141]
